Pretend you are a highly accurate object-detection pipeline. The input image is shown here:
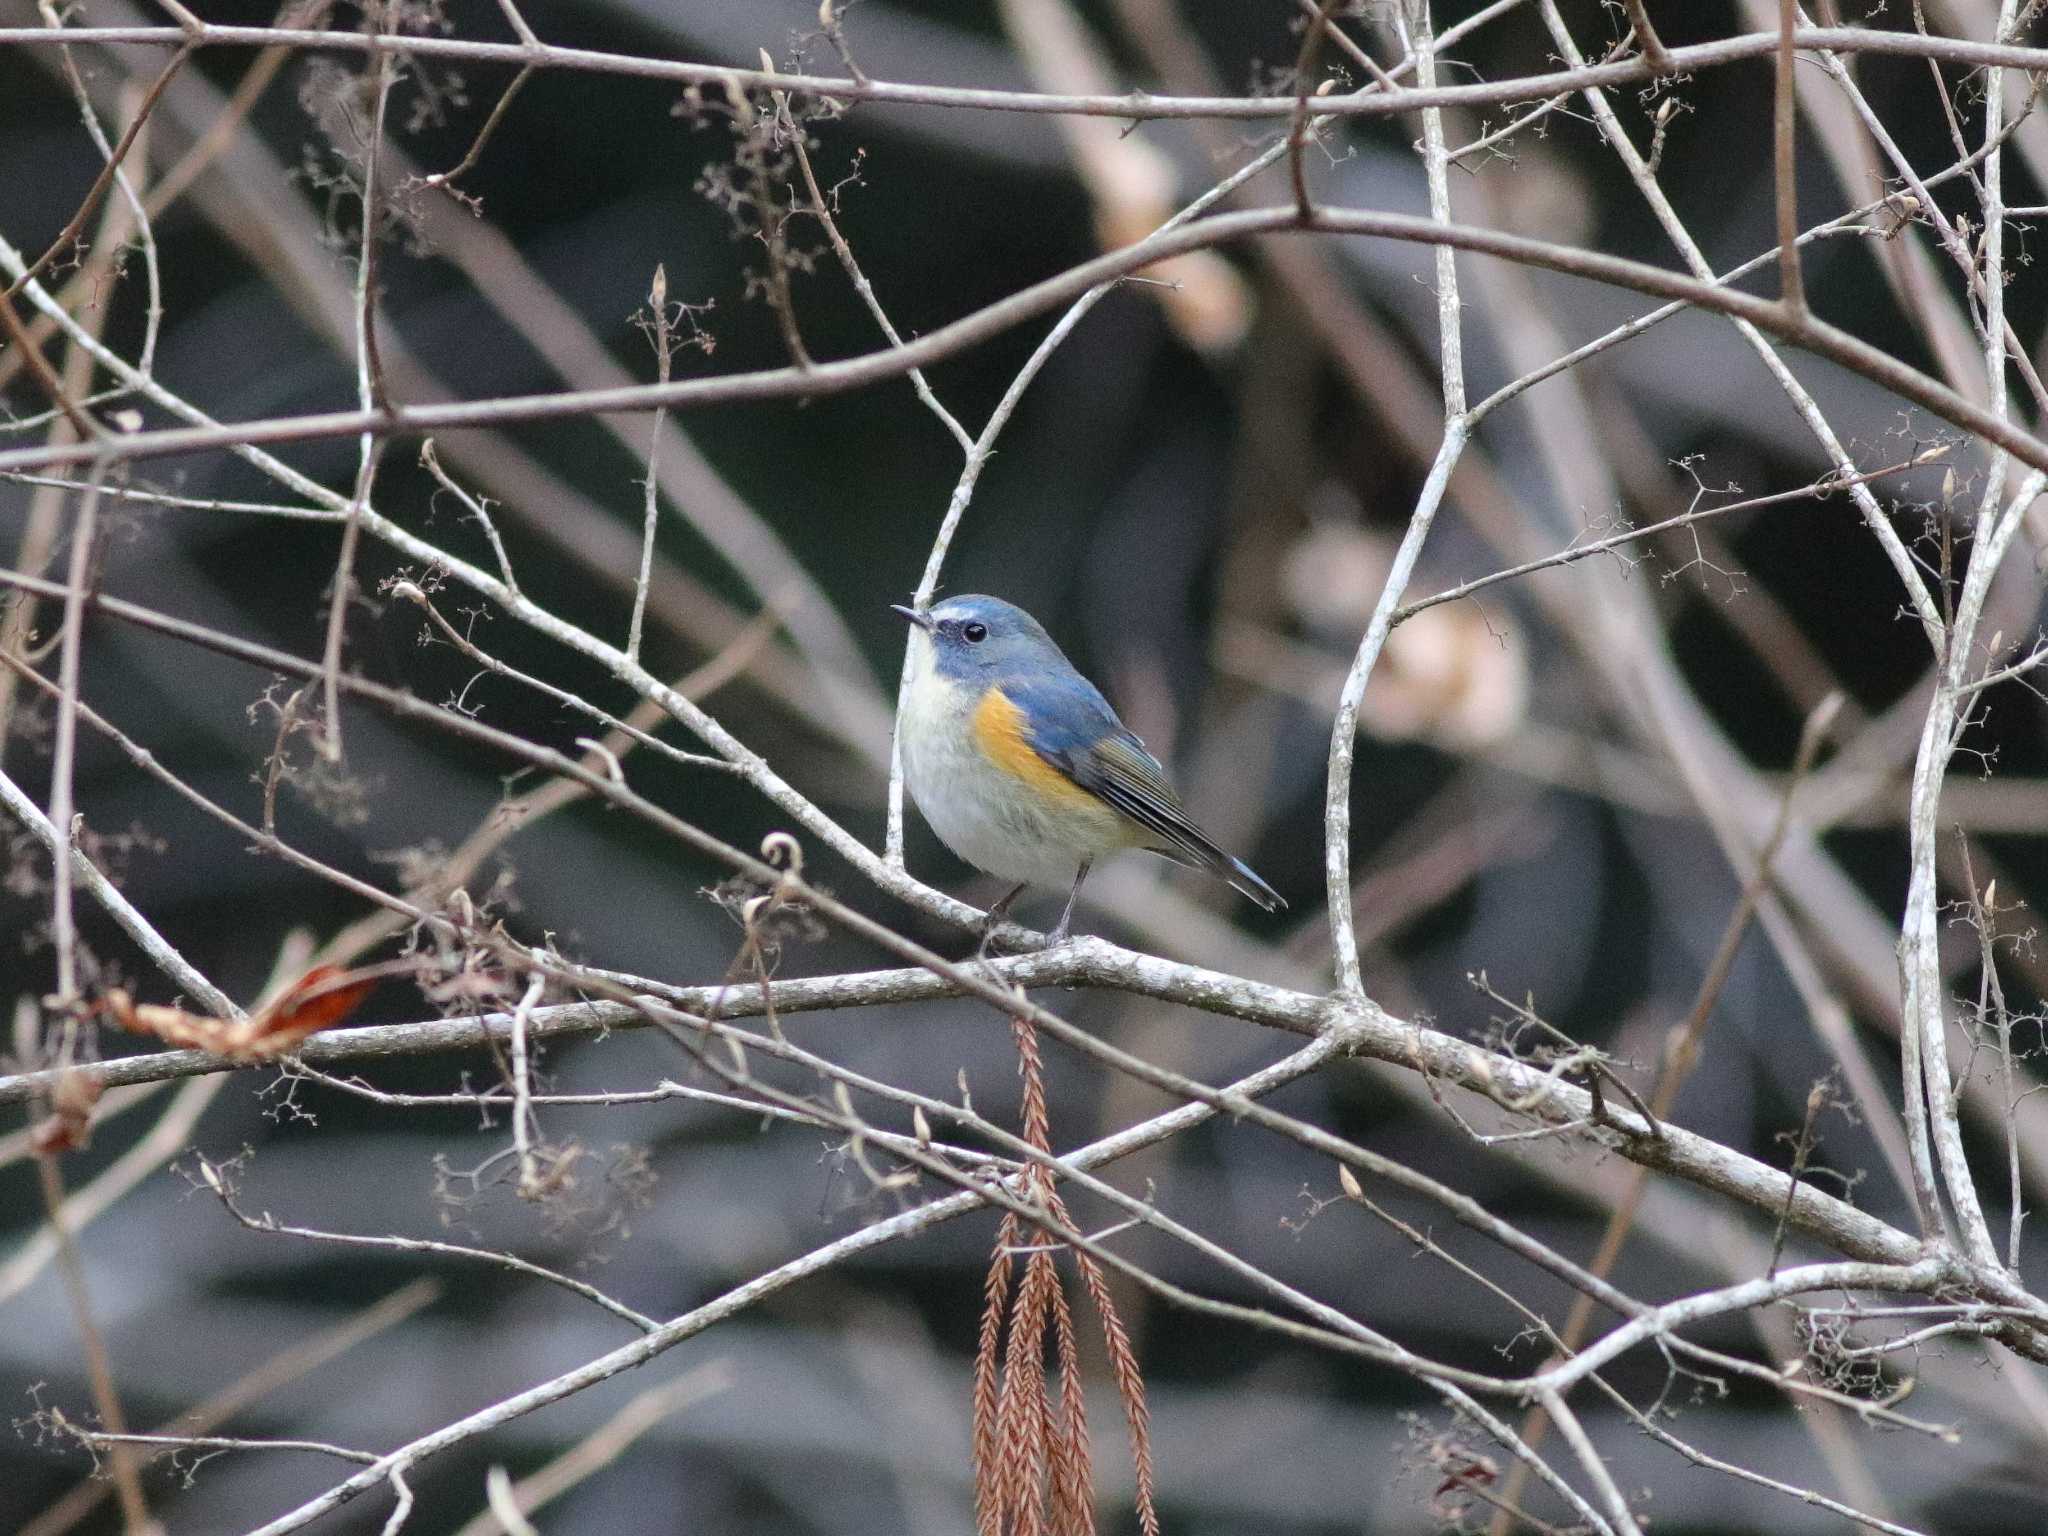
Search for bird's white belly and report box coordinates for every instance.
[900,663,1128,889]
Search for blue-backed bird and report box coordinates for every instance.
[892,594,1285,941]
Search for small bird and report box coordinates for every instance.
[893,594,1286,941]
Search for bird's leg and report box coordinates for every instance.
[977,882,1030,958]
[1050,859,1091,943]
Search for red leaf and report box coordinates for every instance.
[261,965,374,1041]
[98,966,373,1061]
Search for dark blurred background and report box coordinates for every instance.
[5,1,2048,1531]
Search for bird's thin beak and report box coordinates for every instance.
[890,603,935,632]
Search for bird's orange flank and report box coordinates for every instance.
[970,687,1102,810]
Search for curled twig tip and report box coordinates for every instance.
[760,830,803,875]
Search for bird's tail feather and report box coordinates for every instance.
[1070,732,1287,912]
[1219,853,1286,913]
[1146,837,1286,912]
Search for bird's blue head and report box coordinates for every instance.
[891,594,1065,684]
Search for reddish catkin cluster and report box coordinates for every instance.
[971,1014,1158,1536]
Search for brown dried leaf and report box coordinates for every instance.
[29,1069,104,1155]
[103,965,373,1061]
[263,965,375,1039]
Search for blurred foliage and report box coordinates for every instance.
[5,1,2048,1533]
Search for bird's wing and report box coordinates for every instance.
[999,672,1286,912]
[1057,729,1287,913]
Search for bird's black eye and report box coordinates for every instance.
[962,621,989,643]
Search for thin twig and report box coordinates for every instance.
[448,1368,729,1536]
[0,1076,224,1306]
[628,266,671,664]
[36,1158,151,1533]
[507,970,545,1198]
[52,1425,379,1466]
[0,80,154,756]
[1399,453,1939,621]
[1,41,190,300]
[1535,0,1946,645]
[1962,847,2026,1270]
[318,4,395,760]
[198,1157,660,1333]
[1775,0,1806,314]
[1325,0,1468,996]
[410,63,534,195]
[492,0,540,49]
[1768,1074,1835,1276]
[1622,0,1673,71]
[1288,0,1342,217]
[45,461,107,1011]
[0,281,99,442]
[23,1277,438,1536]
[787,107,971,451]
[418,439,519,592]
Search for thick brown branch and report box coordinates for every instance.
[4,24,2048,123]
[7,206,2048,483]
